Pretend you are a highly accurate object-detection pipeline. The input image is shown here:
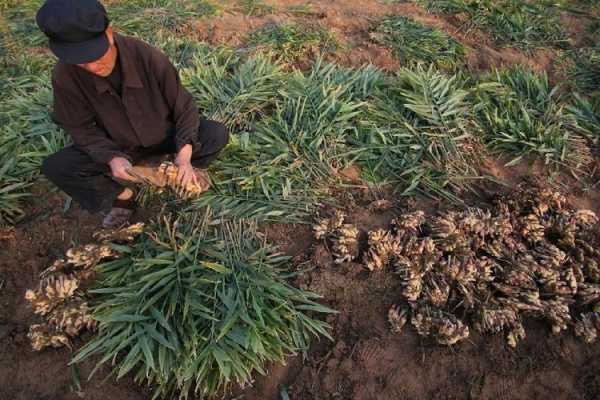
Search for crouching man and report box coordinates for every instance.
[36,0,229,228]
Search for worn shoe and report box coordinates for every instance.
[102,208,134,229]
[101,198,136,229]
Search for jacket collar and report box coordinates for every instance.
[93,33,144,94]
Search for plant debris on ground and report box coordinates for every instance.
[246,23,338,67]
[370,15,466,69]
[415,0,568,50]
[473,67,592,170]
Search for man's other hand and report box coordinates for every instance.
[174,144,198,189]
[108,156,135,181]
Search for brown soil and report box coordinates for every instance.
[4,2,600,400]
[181,0,577,74]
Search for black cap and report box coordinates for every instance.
[36,0,110,64]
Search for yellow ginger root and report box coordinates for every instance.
[574,312,600,343]
[364,229,400,271]
[313,210,345,240]
[28,324,70,351]
[158,161,210,198]
[66,244,116,268]
[94,222,145,243]
[411,307,469,346]
[332,224,360,264]
[48,301,96,337]
[388,305,409,334]
[475,307,525,348]
[128,161,211,199]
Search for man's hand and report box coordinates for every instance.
[174,144,198,189]
[108,156,135,181]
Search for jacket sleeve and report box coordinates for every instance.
[153,53,200,153]
[51,76,128,165]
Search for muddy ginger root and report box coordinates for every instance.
[332,224,360,264]
[48,300,96,337]
[313,210,346,241]
[27,324,70,351]
[411,307,469,346]
[395,256,424,302]
[388,305,409,334]
[391,210,425,237]
[25,224,141,351]
[66,244,116,268]
[364,229,400,270]
[423,275,450,308]
[93,222,144,243]
[574,312,600,343]
[520,214,546,243]
[578,283,600,306]
[475,307,526,348]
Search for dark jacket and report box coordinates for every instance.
[51,33,199,164]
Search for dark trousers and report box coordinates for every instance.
[42,119,229,213]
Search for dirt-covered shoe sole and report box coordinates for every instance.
[102,207,135,229]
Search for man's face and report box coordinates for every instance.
[77,28,117,77]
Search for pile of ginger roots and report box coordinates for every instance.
[314,184,600,347]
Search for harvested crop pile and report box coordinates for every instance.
[315,185,600,347]
[24,223,144,350]
[73,211,334,399]
[128,161,211,199]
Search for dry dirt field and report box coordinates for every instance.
[2,0,600,399]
